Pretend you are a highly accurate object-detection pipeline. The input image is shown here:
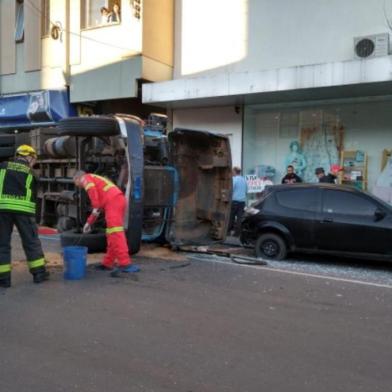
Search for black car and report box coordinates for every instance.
[240,184,392,261]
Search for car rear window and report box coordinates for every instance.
[250,189,271,208]
[323,190,377,216]
[275,189,319,212]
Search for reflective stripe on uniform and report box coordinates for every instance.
[28,258,45,269]
[0,195,35,204]
[0,204,36,213]
[84,183,95,191]
[103,183,114,191]
[106,226,124,234]
[0,199,36,214]
[0,169,6,196]
[91,174,115,192]
[0,264,11,273]
[0,165,36,213]
[7,162,31,173]
[25,174,33,201]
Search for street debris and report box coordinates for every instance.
[138,243,187,262]
[230,255,268,266]
[179,244,268,267]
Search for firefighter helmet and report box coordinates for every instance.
[16,144,37,158]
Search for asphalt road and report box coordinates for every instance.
[1,237,392,392]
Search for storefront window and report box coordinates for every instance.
[81,0,121,29]
[243,101,392,205]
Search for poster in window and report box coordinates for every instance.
[27,91,52,123]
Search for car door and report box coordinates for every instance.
[272,187,321,249]
[316,189,391,255]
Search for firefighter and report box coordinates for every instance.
[0,145,49,288]
[73,171,140,275]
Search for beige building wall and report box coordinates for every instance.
[174,0,392,77]
[1,0,175,98]
[172,106,243,167]
[24,0,42,72]
[0,0,16,77]
[141,0,174,81]
[143,0,174,68]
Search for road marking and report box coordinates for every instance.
[199,258,392,289]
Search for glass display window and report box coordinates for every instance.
[243,101,392,205]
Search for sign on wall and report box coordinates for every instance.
[245,175,273,193]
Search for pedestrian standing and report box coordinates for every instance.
[228,167,248,236]
[73,171,139,276]
[281,165,303,184]
[315,165,342,184]
[0,145,49,288]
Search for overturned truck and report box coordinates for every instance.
[0,114,232,253]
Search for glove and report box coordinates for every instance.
[83,223,92,234]
[92,208,101,218]
[87,209,101,226]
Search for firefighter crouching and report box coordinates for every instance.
[73,171,140,277]
[0,145,49,288]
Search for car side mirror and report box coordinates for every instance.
[374,208,386,222]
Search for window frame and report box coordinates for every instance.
[275,188,321,213]
[15,0,25,43]
[322,189,378,217]
[80,0,122,31]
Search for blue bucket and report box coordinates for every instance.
[63,246,88,280]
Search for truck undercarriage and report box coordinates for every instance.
[0,114,232,254]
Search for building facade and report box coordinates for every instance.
[143,0,392,204]
[0,0,174,128]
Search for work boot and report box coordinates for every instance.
[94,264,113,271]
[0,278,11,288]
[110,264,140,278]
[33,271,50,284]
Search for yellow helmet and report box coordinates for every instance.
[16,144,37,158]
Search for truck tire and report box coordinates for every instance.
[60,230,107,253]
[44,136,76,158]
[0,146,15,158]
[57,117,120,137]
[57,217,76,233]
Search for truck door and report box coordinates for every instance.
[167,129,232,247]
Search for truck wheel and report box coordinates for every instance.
[57,117,120,137]
[60,230,107,253]
[56,217,76,233]
[255,233,287,260]
[0,146,16,158]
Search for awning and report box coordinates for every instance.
[142,55,392,109]
[0,90,76,129]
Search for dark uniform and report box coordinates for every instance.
[281,173,303,184]
[319,173,337,184]
[0,157,47,287]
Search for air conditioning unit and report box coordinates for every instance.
[354,33,390,59]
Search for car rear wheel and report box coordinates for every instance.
[255,233,287,260]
